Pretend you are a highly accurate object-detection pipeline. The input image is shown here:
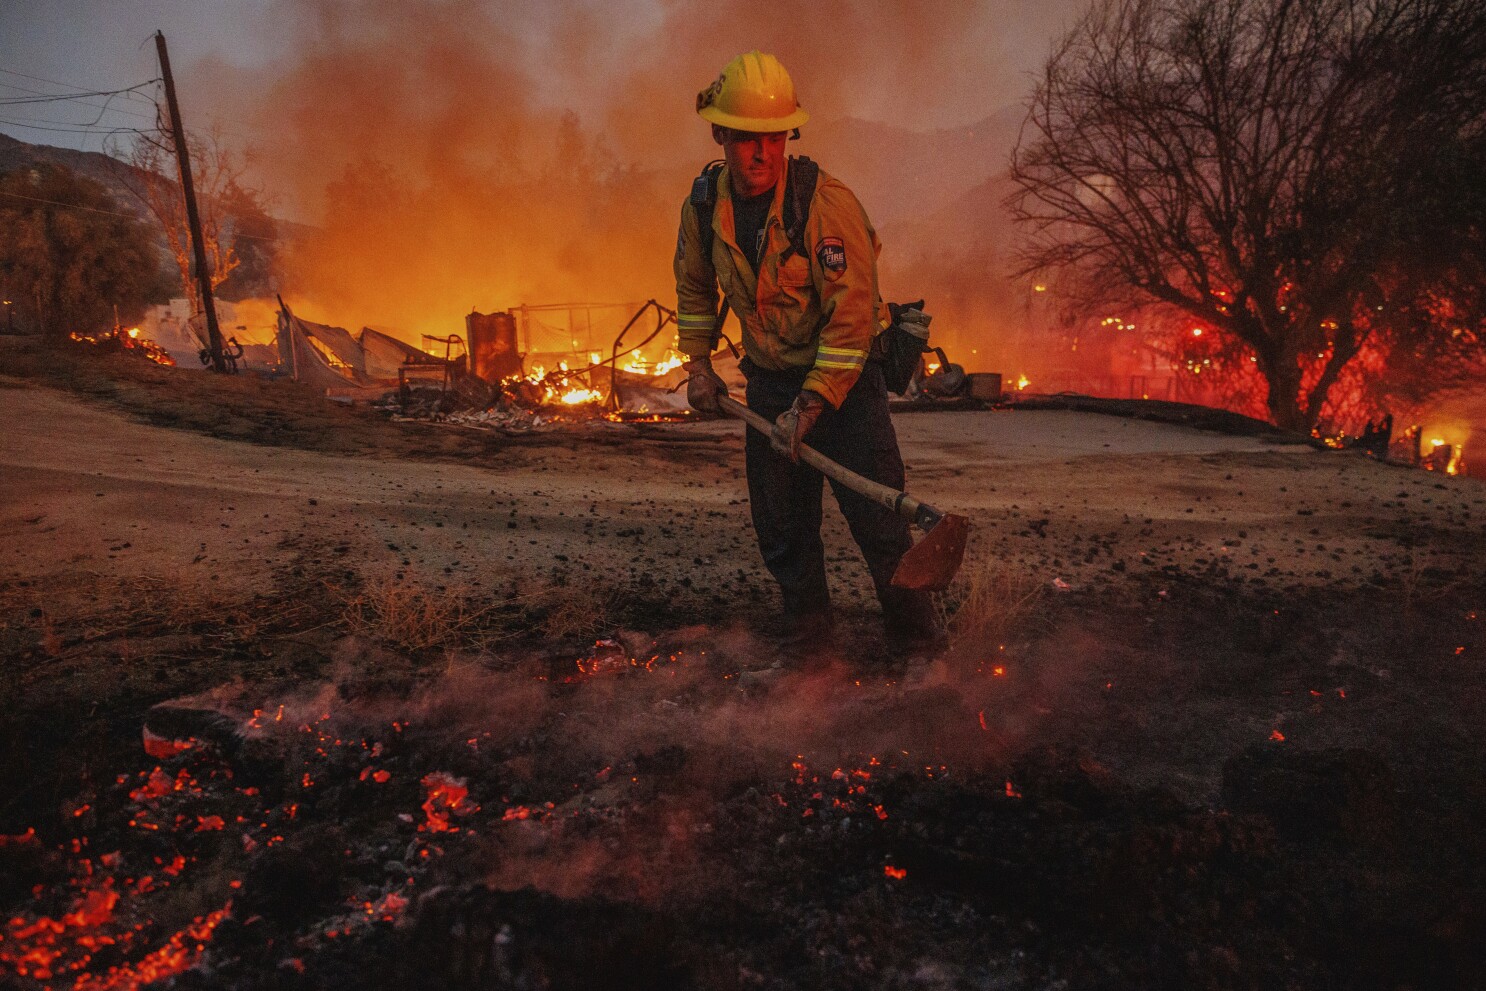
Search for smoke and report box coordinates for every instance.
[196,622,1054,903]
[187,0,1090,356]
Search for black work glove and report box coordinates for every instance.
[684,355,728,414]
[771,390,827,462]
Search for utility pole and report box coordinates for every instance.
[154,31,227,372]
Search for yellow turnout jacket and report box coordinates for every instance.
[673,159,891,409]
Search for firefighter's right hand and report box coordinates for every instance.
[684,356,728,414]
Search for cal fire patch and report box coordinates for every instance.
[815,236,847,274]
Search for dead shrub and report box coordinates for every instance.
[340,573,504,653]
[0,572,276,650]
[337,568,621,653]
[521,574,616,641]
[938,554,1045,651]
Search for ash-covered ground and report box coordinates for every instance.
[2,350,1483,990]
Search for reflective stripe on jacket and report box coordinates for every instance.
[673,159,890,409]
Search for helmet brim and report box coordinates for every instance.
[698,105,809,133]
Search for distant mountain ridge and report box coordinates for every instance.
[0,131,164,226]
[801,103,1025,226]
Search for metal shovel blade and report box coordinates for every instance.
[890,513,970,592]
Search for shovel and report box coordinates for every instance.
[716,395,970,591]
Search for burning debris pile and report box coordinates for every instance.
[408,351,695,433]
[278,300,697,432]
[67,326,176,368]
[373,354,696,434]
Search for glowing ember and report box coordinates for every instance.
[569,640,687,680]
[128,767,202,803]
[500,804,554,822]
[883,865,908,880]
[0,827,39,847]
[2,884,121,982]
[70,908,228,991]
[601,408,695,424]
[141,728,195,759]
[419,772,473,833]
[361,892,408,923]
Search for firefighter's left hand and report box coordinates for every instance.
[771,390,827,462]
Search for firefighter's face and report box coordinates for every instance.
[713,125,788,199]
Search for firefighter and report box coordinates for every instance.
[674,51,938,646]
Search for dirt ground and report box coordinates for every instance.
[2,347,1484,990]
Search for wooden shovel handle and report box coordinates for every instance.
[716,395,940,529]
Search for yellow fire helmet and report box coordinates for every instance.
[696,51,809,134]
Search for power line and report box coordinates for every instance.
[0,108,264,179]
[0,81,158,107]
[0,66,144,97]
[6,81,158,130]
[0,117,149,137]
[0,104,246,155]
[0,72,163,150]
[0,105,153,130]
[0,84,159,123]
[0,187,149,219]
[0,69,258,143]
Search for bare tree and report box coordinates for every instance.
[1011,0,1486,432]
[111,124,263,309]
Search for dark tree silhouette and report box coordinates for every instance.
[0,165,163,338]
[1011,0,1486,432]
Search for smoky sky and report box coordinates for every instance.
[182,0,1089,206]
[2,0,1092,361]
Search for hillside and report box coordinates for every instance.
[0,131,165,225]
[0,133,286,301]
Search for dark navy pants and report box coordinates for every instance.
[742,358,917,618]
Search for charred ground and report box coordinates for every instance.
[1,348,1483,990]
